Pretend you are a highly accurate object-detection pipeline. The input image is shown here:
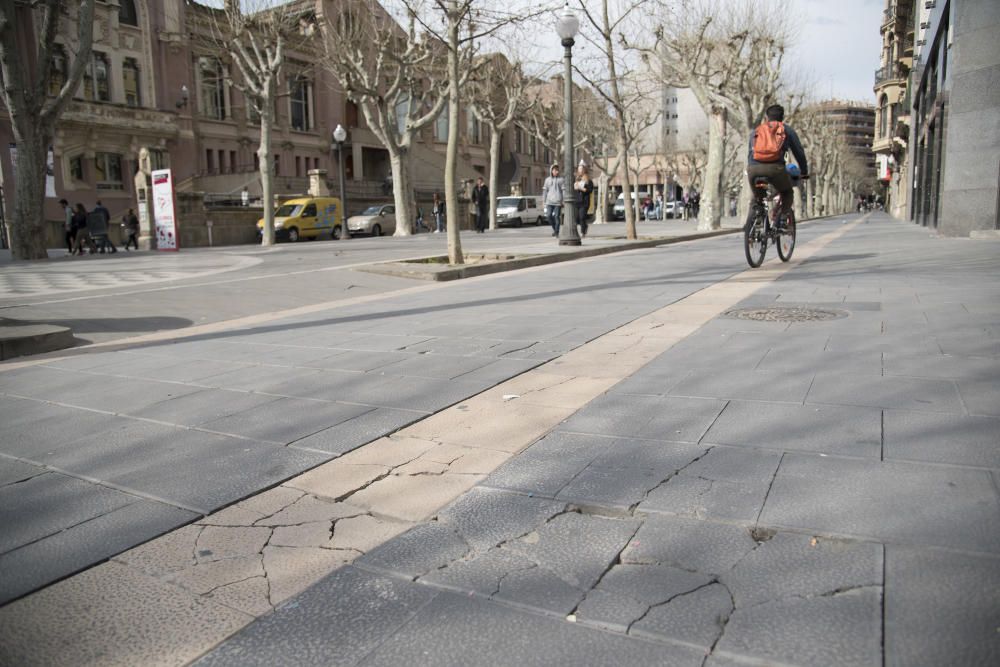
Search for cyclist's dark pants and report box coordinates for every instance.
[747,162,793,215]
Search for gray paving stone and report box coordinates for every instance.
[0,500,196,604]
[702,401,882,457]
[0,472,135,554]
[884,351,1000,381]
[640,446,783,522]
[374,354,498,380]
[622,515,758,575]
[559,394,727,443]
[194,566,435,667]
[631,581,734,649]
[714,587,882,667]
[957,378,1000,416]
[824,333,941,355]
[481,432,613,497]
[0,403,120,460]
[807,372,965,413]
[436,487,565,553]
[575,563,714,633]
[309,350,414,372]
[723,532,883,608]
[127,389,284,426]
[346,374,495,412]
[669,367,815,403]
[884,410,1000,468]
[199,398,374,443]
[357,523,471,579]
[418,548,538,597]
[759,454,1000,552]
[757,347,883,376]
[56,423,329,513]
[884,547,1000,667]
[288,407,424,455]
[0,458,46,487]
[557,439,706,512]
[358,591,704,667]
[40,376,204,414]
[194,364,326,393]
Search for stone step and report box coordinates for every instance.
[0,319,75,361]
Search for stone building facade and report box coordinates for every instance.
[0,0,551,247]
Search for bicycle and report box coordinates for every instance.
[743,177,800,268]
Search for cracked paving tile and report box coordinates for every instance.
[621,516,758,575]
[346,470,485,522]
[722,532,883,609]
[631,581,735,650]
[262,546,356,606]
[435,487,566,554]
[574,563,715,633]
[235,486,305,517]
[418,549,538,598]
[197,505,268,527]
[357,522,471,579]
[329,514,411,553]
[195,526,272,563]
[334,435,440,467]
[114,524,202,576]
[168,555,264,595]
[204,575,272,617]
[284,462,390,501]
[253,495,367,527]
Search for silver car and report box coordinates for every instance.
[347,204,396,236]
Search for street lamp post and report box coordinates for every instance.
[333,124,349,240]
[556,3,581,246]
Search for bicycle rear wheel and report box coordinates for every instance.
[777,211,796,262]
[744,209,767,268]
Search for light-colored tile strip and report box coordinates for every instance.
[0,219,863,667]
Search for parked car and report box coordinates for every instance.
[495,196,545,227]
[663,200,679,219]
[256,197,343,242]
[612,192,651,220]
[347,204,396,236]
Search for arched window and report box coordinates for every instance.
[879,95,888,138]
[119,0,138,27]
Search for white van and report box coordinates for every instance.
[495,196,545,227]
[613,191,651,220]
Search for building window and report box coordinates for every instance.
[206,149,215,173]
[468,112,480,144]
[230,150,237,172]
[879,95,888,138]
[346,100,359,127]
[122,58,140,107]
[119,0,139,26]
[529,135,536,158]
[274,154,280,176]
[295,155,302,177]
[198,57,227,120]
[49,45,67,96]
[69,155,85,181]
[218,149,226,173]
[515,128,523,153]
[435,111,448,142]
[149,149,167,171]
[84,52,111,102]
[94,152,123,189]
[253,153,260,171]
[289,75,313,131]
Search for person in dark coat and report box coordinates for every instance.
[432,192,446,233]
[573,164,594,237]
[472,177,489,233]
[60,199,75,252]
[122,208,140,250]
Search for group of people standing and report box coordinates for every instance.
[59,199,139,256]
[542,163,594,238]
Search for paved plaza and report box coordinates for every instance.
[0,215,998,666]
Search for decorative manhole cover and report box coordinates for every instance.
[722,306,849,322]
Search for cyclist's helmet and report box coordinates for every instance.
[786,163,801,179]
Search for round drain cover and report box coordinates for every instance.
[722,306,848,322]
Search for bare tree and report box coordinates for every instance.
[575,0,655,240]
[468,53,534,230]
[0,0,95,260]
[321,0,447,237]
[199,1,306,246]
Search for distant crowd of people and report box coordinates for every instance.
[59,199,139,256]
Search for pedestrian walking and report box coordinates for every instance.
[122,208,140,250]
[432,193,446,233]
[71,203,95,255]
[414,203,429,233]
[60,198,75,252]
[472,177,489,233]
[92,200,117,253]
[241,186,250,207]
[574,164,594,237]
[542,163,564,237]
[654,192,664,221]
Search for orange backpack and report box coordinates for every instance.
[753,120,786,162]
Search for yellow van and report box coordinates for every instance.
[256,197,344,242]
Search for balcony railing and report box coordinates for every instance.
[875,64,908,86]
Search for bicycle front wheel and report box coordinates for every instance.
[744,210,767,268]
[777,212,796,262]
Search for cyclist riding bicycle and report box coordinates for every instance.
[747,104,808,223]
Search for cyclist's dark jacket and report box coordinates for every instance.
[747,124,809,175]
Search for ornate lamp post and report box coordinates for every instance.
[556,3,581,246]
[333,124,349,240]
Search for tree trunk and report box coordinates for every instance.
[699,106,727,231]
[488,128,500,230]
[389,150,414,236]
[8,121,51,260]
[444,1,463,264]
[258,85,276,246]
[594,172,608,224]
